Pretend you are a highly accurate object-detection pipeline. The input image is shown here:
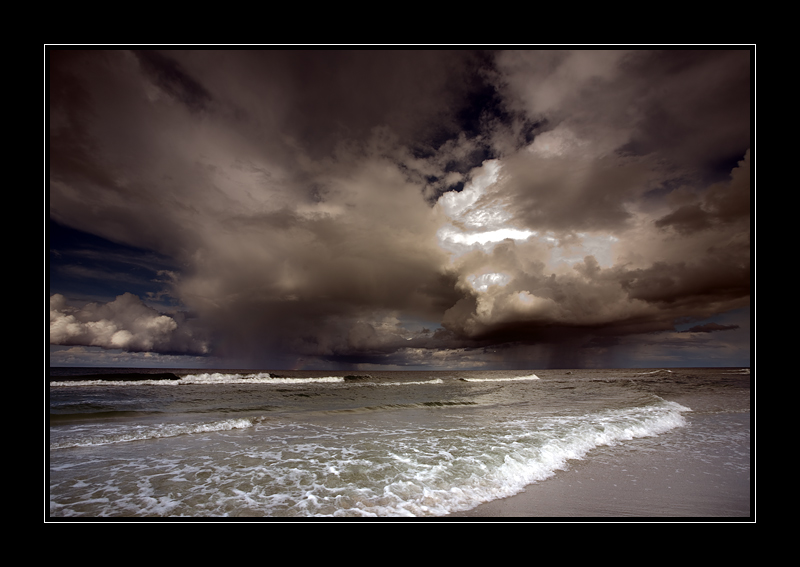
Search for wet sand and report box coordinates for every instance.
[449,411,752,519]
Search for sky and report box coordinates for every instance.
[48,48,752,370]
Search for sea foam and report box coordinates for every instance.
[49,416,260,450]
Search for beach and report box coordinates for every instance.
[450,409,751,518]
[49,367,751,519]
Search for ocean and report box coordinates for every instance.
[48,367,751,519]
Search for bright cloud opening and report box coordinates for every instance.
[438,225,535,249]
[436,160,538,256]
[468,272,511,292]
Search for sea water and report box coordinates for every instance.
[47,367,751,518]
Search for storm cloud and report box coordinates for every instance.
[48,48,752,369]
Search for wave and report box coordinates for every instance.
[459,373,540,382]
[370,378,444,386]
[293,398,691,517]
[49,372,347,387]
[49,416,266,450]
[388,400,691,517]
[178,373,346,385]
[48,372,450,388]
[330,400,477,414]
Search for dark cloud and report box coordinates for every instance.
[132,50,213,113]
[685,323,740,333]
[615,50,751,177]
[492,50,751,181]
[497,152,651,232]
[48,48,752,369]
[170,49,493,158]
[654,203,714,234]
[617,256,750,308]
[655,150,751,234]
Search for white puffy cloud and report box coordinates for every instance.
[49,293,208,355]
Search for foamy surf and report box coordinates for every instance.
[49,372,347,387]
[179,373,346,385]
[460,373,540,382]
[320,400,690,517]
[49,416,261,450]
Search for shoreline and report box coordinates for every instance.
[449,411,751,520]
